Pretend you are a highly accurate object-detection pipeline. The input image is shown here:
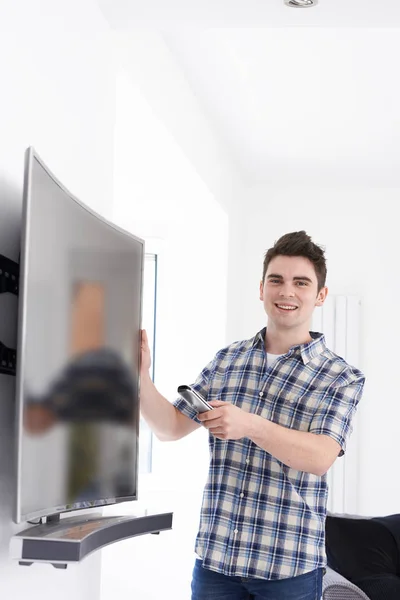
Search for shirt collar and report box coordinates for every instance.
[252,326,327,365]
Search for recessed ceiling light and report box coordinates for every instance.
[284,0,318,7]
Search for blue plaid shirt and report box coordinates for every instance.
[173,328,365,580]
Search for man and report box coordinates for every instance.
[140,231,365,600]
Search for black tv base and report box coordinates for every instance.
[10,512,173,569]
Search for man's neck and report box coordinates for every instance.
[265,326,312,355]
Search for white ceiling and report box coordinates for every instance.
[164,29,400,185]
[98,1,400,186]
[98,0,400,28]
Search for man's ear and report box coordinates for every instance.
[259,280,264,301]
[316,286,328,307]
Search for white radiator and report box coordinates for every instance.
[312,295,362,514]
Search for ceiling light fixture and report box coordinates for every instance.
[284,0,318,7]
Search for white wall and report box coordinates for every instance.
[100,61,232,598]
[227,184,399,517]
[111,30,245,213]
[0,1,115,597]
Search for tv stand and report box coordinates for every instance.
[10,512,173,569]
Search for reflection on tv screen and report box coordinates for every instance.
[15,150,143,522]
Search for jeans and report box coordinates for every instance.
[191,559,323,600]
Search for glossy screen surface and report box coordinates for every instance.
[15,150,143,522]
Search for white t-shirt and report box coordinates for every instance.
[266,352,284,368]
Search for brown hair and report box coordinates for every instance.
[262,231,327,290]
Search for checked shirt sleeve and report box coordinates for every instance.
[172,356,216,424]
[308,375,365,456]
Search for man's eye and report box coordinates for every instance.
[296,281,307,286]
[269,279,280,284]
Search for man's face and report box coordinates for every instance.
[259,255,328,332]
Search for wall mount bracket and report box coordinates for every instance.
[0,254,19,295]
[0,253,19,376]
[0,341,16,376]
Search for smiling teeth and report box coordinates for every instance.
[277,305,297,310]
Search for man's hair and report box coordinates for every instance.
[262,231,327,290]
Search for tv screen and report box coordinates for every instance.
[14,147,144,524]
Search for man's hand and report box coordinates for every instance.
[197,401,251,440]
[140,329,152,375]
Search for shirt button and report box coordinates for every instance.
[234,529,239,535]
[240,493,244,498]
[246,459,250,464]
[259,391,264,397]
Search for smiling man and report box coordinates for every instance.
[140,231,365,600]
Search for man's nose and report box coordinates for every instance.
[279,285,295,297]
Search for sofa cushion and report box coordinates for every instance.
[325,514,400,600]
[355,574,400,599]
[325,515,398,579]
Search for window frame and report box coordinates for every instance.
[138,238,164,476]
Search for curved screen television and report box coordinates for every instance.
[14,147,144,524]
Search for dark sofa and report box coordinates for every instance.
[325,513,400,600]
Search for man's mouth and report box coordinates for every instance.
[275,304,298,311]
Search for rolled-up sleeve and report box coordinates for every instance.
[309,376,365,456]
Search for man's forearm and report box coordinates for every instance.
[139,373,180,441]
[140,373,199,441]
[246,413,334,476]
